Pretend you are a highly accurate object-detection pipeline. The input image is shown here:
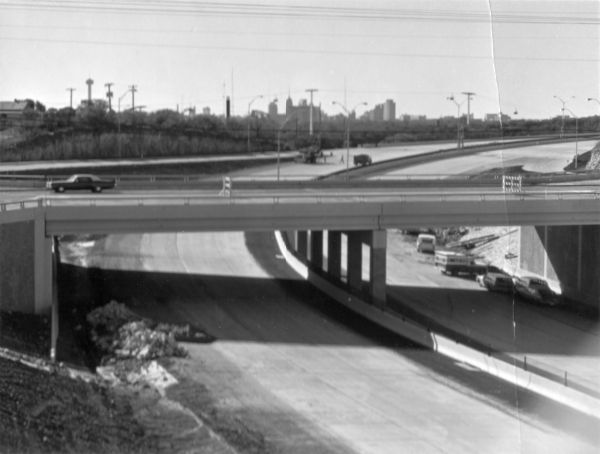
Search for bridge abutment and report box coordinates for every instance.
[520,225,600,311]
[0,212,53,314]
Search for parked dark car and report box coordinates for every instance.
[514,276,561,306]
[353,154,372,166]
[481,272,514,293]
[48,174,116,193]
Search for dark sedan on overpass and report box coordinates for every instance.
[47,174,116,193]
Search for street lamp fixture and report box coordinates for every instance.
[332,100,368,179]
[587,97,600,106]
[553,95,574,139]
[247,95,263,153]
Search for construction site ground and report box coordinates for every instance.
[385,228,600,397]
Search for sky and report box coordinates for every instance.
[0,0,598,120]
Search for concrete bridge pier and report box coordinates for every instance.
[326,231,342,280]
[288,229,387,308]
[34,211,54,315]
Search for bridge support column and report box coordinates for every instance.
[369,229,387,308]
[34,210,54,314]
[347,231,363,292]
[310,230,323,269]
[297,231,308,261]
[327,231,342,280]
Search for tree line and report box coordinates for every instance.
[1,102,598,162]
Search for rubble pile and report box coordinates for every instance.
[114,320,187,360]
[86,300,188,363]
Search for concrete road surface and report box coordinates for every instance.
[61,231,599,453]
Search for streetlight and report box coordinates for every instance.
[588,97,600,106]
[564,107,579,169]
[247,94,263,153]
[331,100,368,179]
[553,95,574,139]
[277,114,295,181]
[117,88,131,159]
[447,95,465,149]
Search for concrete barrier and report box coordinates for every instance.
[274,230,600,419]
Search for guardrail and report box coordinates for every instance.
[0,188,589,209]
[1,172,599,192]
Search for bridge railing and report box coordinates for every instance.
[0,198,44,212]
[0,189,597,210]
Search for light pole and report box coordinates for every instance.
[564,107,579,169]
[447,95,465,148]
[588,97,600,106]
[277,115,295,181]
[332,101,367,179]
[553,95,574,139]
[247,95,263,153]
[117,89,131,159]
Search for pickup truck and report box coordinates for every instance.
[48,174,116,193]
[353,154,372,166]
[434,250,487,277]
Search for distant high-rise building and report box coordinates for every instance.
[284,96,319,126]
[202,107,211,115]
[369,104,384,121]
[383,99,396,121]
[285,96,294,116]
[268,100,278,117]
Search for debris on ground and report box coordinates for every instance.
[86,300,189,364]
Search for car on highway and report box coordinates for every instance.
[353,154,372,166]
[480,272,514,293]
[48,174,116,193]
[514,276,561,306]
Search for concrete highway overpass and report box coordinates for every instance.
[0,184,599,315]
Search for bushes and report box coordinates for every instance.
[5,130,254,162]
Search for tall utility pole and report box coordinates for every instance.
[66,87,75,109]
[305,88,318,136]
[129,85,137,110]
[461,91,475,125]
[447,95,465,149]
[105,82,114,111]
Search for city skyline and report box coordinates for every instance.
[1,0,598,119]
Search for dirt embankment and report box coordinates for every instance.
[585,142,600,170]
[0,276,268,454]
